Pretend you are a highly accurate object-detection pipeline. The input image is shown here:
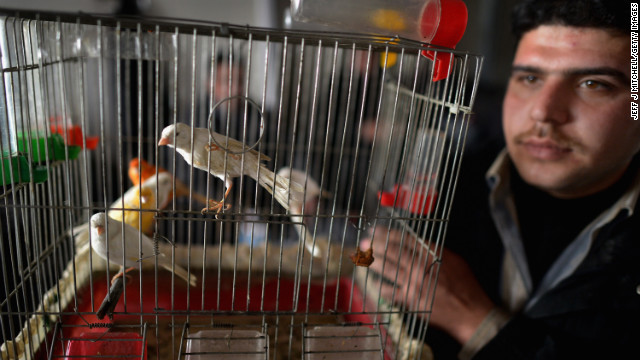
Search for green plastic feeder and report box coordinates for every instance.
[16,132,81,162]
[0,153,48,185]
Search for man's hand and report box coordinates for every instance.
[360,227,494,345]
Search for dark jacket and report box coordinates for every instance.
[432,142,640,360]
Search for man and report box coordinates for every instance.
[363,1,640,358]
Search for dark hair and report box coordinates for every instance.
[511,0,630,42]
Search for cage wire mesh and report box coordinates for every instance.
[0,9,482,360]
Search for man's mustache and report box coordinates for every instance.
[514,123,581,151]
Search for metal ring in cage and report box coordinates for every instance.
[207,95,265,155]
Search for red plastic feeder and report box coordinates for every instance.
[65,331,147,360]
[50,124,99,150]
[378,184,438,215]
[420,0,468,81]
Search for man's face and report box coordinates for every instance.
[503,25,639,199]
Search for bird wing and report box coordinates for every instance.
[108,183,140,213]
[119,219,197,287]
[117,217,159,267]
[210,132,271,162]
[108,186,156,234]
[140,174,172,209]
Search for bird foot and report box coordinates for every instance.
[201,199,232,215]
[205,143,220,152]
[110,267,136,285]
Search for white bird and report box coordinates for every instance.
[276,167,332,258]
[71,172,174,256]
[158,122,304,213]
[89,212,197,287]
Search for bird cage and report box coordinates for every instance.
[0,8,482,360]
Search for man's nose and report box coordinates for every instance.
[529,80,571,125]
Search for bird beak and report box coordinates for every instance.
[96,225,104,236]
[158,137,170,146]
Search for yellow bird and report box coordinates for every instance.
[108,172,173,235]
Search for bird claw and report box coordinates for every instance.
[201,199,232,215]
[205,143,220,152]
[110,268,135,285]
[111,274,132,286]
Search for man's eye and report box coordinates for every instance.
[515,74,538,85]
[580,79,610,90]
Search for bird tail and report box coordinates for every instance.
[161,262,198,287]
[254,167,304,211]
[290,213,323,258]
[68,222,91,250]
